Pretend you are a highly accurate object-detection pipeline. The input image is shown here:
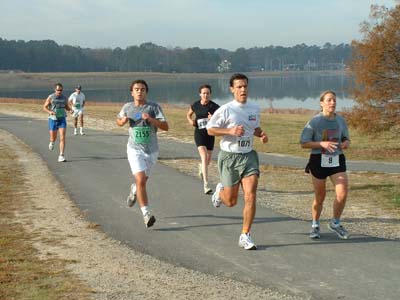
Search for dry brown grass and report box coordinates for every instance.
[0,141,92,300]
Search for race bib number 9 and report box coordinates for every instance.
[237,136,252,152]
[55,108,64,119]
[133,126,151,144]
[321,154,339,168]
[197,118,208,129]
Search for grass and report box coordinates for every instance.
[0,141,92,300]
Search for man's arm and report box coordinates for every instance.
[116,116,129,127]
[254,127,268,144]
[207,125,244,137]
[143,113,169,131]
[43,96,54,115]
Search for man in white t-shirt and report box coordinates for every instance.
[206,73,268,250]
[68,85,86,135]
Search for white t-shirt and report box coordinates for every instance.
[68,92,86,110]
[206,100,260,153]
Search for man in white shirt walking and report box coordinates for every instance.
[68,85,86,135]
[206,73,268,250]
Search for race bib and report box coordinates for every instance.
[132,126,151,144]
[55,108,64,119]
[197,118,208,129]
[237,136,252,152]
[75,103,81,109]
[321,154,339,168]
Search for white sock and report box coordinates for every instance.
[140,206,149,215]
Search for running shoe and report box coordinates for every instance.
[309,226,321,239]
[238,233,257,250]
[143,212,156,228]
[204,183,213,195]
[328,222,350,239]
[211,182,223,207]
[198,163,202,178]
[126,183,137,207]
[74,128,77,135]
[48,141,55,151]
[58,154,66,162]
[80,129,85,135]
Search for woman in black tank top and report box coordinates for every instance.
[186,84,220,194]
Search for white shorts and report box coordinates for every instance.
[127,145,158,176]
[72,108,84,118]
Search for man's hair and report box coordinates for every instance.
[198,84,212,94]
[54,83,63,89]
[130,79,149,92]
[229,73,248,87]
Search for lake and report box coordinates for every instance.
[0,72,354,111]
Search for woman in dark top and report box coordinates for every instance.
[186,84,220,194]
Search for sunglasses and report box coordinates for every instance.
[56,89,63,91]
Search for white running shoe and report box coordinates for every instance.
[126,183,137,207]
[73,128,77,135]
[48,141,55,151]
[211,183,223,207]
[238,233,257,250]
[204,183,213,195]
[80,129,85,135]
[58,154,66,162]
[143,212,156,228]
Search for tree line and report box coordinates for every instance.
[0,38,351,73]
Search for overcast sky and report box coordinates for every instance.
[0,0,396,50]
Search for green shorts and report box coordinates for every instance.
[217,150,260,187]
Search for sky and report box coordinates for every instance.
[0,0,397,50]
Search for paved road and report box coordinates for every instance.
[1,114,399,300]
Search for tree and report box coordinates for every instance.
[348,3,400,133]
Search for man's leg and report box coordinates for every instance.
[134,171,156,228]
[219,183,240,207]
[59,128,66,154]
[79,114,84,134]
[241,174,258,233]
[73,117,78,134]
[238,174,258,250]
[135,171,149,207]
[49,130,57,143]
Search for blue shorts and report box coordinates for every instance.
[48,117,67,131]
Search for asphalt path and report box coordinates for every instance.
[1,114,399,300]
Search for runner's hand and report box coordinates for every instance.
[259,132,268,144]
[340,140,350,149]
[320,141,338,153]
[231,125,244,137]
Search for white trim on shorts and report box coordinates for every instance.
[127,145,158,176]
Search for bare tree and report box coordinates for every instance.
[348,3,400,133]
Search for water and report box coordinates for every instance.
[0,72,354,111]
